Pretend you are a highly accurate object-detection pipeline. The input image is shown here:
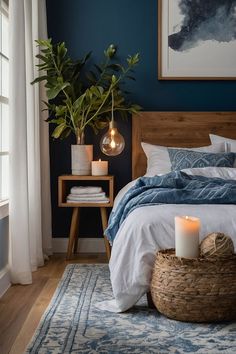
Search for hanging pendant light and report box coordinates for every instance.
[100,91,125,156]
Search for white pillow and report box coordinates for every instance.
[210,134,236,152]
[182,167,236,180]
[113,179,137,211]
[141,142,226,176]
[210,134,236,167]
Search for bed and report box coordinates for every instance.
[100,112,236,313]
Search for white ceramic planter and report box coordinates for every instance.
[71,144,93,175]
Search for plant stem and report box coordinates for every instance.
[83,103,92,126]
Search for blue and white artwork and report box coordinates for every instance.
[159,0,236,79]
[168,1,236,52]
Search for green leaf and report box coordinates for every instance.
[94,64,102,73]
[59,127,71,139]
[89,122,98,135]
[90,85,103,97]
[31,75,48,85]
[103,74,112,81]
[133,53,140,63]
[128,104,142,113]
[104,44,116,58]
[97,86,104,95]
[95,120,109,129]
[86,71,97,83]
[50,117,65,124]
[36,63,49,69]
[73,94,86,110]
[111,75,117,84]
[114,96,125,105]
[58,42,67,58]
[35,54,49,62]
[127,53,140,66]
[131,104,142,111]
[83,51,92,63]
[107,64,122,72]
[35,39,52,48]
[85,88,93,101]
[43,101,56,111]
[41,48,51,54]
[51,123,67,139]
[55,105,67,116]
[46,82,70,100]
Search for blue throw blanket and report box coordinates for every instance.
[105,171,236,244]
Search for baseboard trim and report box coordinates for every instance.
[0,266,10,298]
[0,200,9,219]
[52,237,106,253]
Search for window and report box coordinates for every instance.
[0,0,9,202]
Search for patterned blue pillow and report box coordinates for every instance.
[168,149,236,171]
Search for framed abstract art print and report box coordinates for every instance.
[158,0,236,80]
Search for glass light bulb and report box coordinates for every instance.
[100,122,125,156]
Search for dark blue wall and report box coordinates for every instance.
[46,0,236,238]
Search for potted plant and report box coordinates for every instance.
[32,39,140,174]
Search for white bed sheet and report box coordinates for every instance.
[97,168,236,313]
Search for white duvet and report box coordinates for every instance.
[97,168,236,313]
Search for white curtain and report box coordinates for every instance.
[9,0,52,284]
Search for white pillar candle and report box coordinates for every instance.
[175,216,200,258]
[91,159,108,176]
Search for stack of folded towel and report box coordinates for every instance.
[67,186,109,203]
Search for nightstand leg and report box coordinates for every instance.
[73,207,80,254]
[100,207,111,261]
[67,207,79,260]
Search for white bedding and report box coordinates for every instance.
[98,168,236,313]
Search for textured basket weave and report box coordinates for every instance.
[150,249,236,323]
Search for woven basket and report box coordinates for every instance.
[150,249,236,323]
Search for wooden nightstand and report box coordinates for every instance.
[58,175,114,260]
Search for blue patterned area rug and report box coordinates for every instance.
[26,264,236,354]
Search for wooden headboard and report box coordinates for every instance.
[132,112,236,179]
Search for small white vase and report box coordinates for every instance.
[71,145,93,175]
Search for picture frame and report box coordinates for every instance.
[158,0,236,80]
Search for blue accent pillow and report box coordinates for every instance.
[168,149,236,171]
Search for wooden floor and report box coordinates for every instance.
[0,253,108,354]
